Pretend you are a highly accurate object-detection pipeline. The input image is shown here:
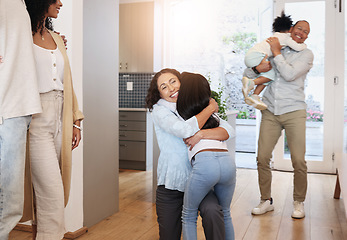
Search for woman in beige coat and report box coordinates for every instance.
[21,0,84,239]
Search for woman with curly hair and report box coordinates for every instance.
[146,68,234,240]
[22,0,84,239]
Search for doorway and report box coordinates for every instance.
[273,0,337,174]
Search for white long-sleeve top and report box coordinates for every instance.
[188,139,228,161]
[0,0,42,123]
[247,32,307,57]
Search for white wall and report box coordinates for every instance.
[341,156,347,216]
[153,0,164,72]
[336,1,347,217]
[53,0,84,232]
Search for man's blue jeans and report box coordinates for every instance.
[0,116,31,240]
[182,151,236,240]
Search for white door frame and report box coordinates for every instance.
[272,0,341,174]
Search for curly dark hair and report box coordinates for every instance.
[145,68,181,111]
[25,0,57,35]
[177,72,219,130]
[272,10,293,32]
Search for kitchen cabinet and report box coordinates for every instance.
[119,110,147,170]
[119,2,154,73]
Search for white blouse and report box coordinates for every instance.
[33,44,64,93]
[188,139,228,161]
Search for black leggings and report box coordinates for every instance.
[156,185,225,240]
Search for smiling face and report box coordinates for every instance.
[157,73,181,103]
[290,21,310,44]
[46,0,63,19]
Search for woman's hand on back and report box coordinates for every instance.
[209,98,219,113]
[184,131,203,150]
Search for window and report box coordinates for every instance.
[163,0,272,159]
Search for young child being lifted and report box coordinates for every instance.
[242,11,307,110]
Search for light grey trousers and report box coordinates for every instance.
[29,91,65,240]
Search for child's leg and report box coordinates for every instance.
[213,154,236,240]
[214,153,236,240]
[244,77,271,110]
[253,76,271,86]
[242,76,271,98]
[253,84,266,95]
[182,155,219,240]
[245,94,268,110]
[241,77,255,98]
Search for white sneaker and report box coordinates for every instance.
[291,201,305,219]
[251,198,274,215]
[245,94,267,110]
[242,77,255,98]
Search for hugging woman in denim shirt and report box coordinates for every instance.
[145,68,234,240]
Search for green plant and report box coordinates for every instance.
[211,89,228,121]
[207,76,228,121]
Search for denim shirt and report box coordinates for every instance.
[245,46,314,115]
[151,99,234,192]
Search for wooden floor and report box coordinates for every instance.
[10,168,347,240]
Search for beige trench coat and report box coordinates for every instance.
[21,31,84,222]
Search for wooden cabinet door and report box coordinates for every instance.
[119,2,154,73]
[119,3,132,72]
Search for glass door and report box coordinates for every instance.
[162,0,273,169]
[273,0,336,173]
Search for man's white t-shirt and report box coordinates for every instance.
[0,0,42,123]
